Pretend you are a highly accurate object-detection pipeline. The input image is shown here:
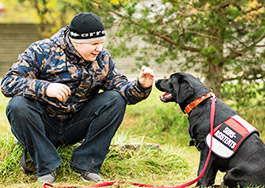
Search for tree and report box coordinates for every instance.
[71,0,265,99]
[0,0,38,23]
[17,0,265,100]
[18,0,77,37]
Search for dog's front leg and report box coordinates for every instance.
[196,147,217,187]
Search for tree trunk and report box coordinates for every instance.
[204,30,225,98]
[204,60,223,98]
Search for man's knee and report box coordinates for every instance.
[7,96,41,117]
[7,96,28,114]
[102,91,126,109]
[92,91,126,122]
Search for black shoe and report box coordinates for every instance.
[74,168,103,182]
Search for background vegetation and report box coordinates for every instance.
[0,0,264,99]
[0,0,264,187]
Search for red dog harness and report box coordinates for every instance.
[206,115,258,159]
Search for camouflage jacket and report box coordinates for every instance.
[1,27,152,119]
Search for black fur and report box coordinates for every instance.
[155,72,265,187]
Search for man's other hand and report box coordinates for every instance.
[46,83,71,102]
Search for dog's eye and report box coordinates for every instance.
[167,82,174,92]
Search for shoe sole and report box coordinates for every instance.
[80,175,103,183]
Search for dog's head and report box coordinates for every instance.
[155,72,210,104]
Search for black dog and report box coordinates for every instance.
[155,72,265,187]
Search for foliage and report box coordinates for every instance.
[0,137,34,185]
[15,0,77,37]
[112,0,265,96]
[103,142,188,181]
[0,0,38,23]
[10,0,264,101]
[64,0,265,98]
[0,92,10,137]
[221,80,265,110]
[124,101,191,146]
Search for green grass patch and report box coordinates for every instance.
[0,92,10,137]
[0,136,35,185]
[0,135,188,187]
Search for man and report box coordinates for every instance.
[1,12,154,183]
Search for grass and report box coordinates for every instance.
[0,88,264,187]
[0,135,190,187]
[0,93,10,137]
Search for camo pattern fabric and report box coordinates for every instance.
[1,27,152,119]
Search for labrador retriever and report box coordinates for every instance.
[155,72,265,187]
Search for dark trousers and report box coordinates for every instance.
[6,91,126,176]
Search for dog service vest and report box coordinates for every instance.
[206,115,258,159]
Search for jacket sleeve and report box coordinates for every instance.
[1,43,50,99]
[102,55,152,105]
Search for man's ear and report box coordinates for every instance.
[176,80,194,103]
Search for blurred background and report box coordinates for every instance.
[0,1,264,186]
[0,0,264,100]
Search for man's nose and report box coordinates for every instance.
[95,44,103,51]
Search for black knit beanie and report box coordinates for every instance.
[69,12,105,43]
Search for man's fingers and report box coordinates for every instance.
[141,65,147,71]
[57,86,71,102]
[56,92,63,102]
[57,91,70,102]
[61,84,71,95]
[60,86,71,97]
[141,66,154,77]
[139,66,155,88]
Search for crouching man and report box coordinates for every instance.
[1,12,154,183]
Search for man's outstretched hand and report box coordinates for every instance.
[139,65,155,88]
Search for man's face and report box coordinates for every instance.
[72,40,104,62]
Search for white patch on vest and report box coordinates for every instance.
[232,115,256,133]
[206,135,234,158]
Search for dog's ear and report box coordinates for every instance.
[177,80,194,103]
[171,75,194,103]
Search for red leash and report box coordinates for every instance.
[43,95,216,188]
